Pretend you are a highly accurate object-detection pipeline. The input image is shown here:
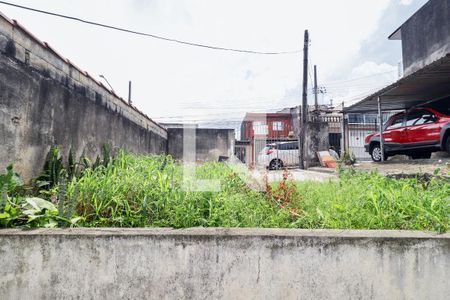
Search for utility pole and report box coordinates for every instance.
[298,30,309,170]
[314,65,318,112]
[128,81,132,105]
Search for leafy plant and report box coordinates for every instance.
[67,147,77,180]
[0,165,23,226]
[0,164,23,197]
[21,197,59,228]
[37,146,64,189]
[0,165,79,228]
[102,144,111,168]
[56,178,80,227]
[339,150,357,166]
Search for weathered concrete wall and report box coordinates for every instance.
[0,228,448,300]
[305,121,329,167]
[289,110,331,167]
[168,128,235,161]
[0,14,167,180]
[400,0,450,75]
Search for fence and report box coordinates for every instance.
[309,115,342,124]
[347,123,378,160]
[252,138,299,168]
[236,112,403,165]
[345,112,396,161]
[235,115,343,168]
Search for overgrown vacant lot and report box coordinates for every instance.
[1,152,449,232]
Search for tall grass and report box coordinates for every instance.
[67,152,292,228]
[1,151,448,231]
[290,169,449,232]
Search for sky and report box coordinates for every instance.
[0,0,429,129]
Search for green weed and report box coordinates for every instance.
[0,151,448,232]
[291,168,449,232]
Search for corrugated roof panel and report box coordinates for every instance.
[344,54,450,113]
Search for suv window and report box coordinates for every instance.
[417,110,437,125]
[386,115,404,130]
[406,110,437,126]
[416,114,437,125]
[406,111,422,126]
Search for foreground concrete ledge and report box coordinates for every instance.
[0,227,448,239]
[1,227,449,299]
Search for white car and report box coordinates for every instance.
[257,142,299,170]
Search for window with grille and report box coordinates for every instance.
[272,121,284,131]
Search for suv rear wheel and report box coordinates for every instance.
[446,137,450,155]
[269,159,283,170]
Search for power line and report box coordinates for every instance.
[154,106,294,119]
[326,82,395,91]
[322,70,397,86]
[0,1,301,55]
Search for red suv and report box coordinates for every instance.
[364,107,450,162]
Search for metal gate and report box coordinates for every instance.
[348,124,377,160]
[253,138,299,168]
[345,112,396,161]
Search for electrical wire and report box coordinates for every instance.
[157,83,390,122]
[322,70,397,86]
[0,0,301,55]
[0,0,398,119]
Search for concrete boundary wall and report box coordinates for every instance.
[0,12,169,180]
[0,228,448,299]
[0,13,166,138]
[168,128,235,161]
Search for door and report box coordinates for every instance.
[405,109,440,145]
[383,114,407,151]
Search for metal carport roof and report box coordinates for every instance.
[343,54,450,113]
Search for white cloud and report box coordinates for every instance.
[350,61,397,78]
[400,0,414,5]
[341,61,398,106]
[0,0,419,124]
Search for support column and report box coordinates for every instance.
[377,96,385,162]
[341,102,348,155]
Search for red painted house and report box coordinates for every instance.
[240,113,294,141]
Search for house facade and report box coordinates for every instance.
[389,0,450,76]
[240,113,294,141]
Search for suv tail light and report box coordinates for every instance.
[266,148,273,155]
